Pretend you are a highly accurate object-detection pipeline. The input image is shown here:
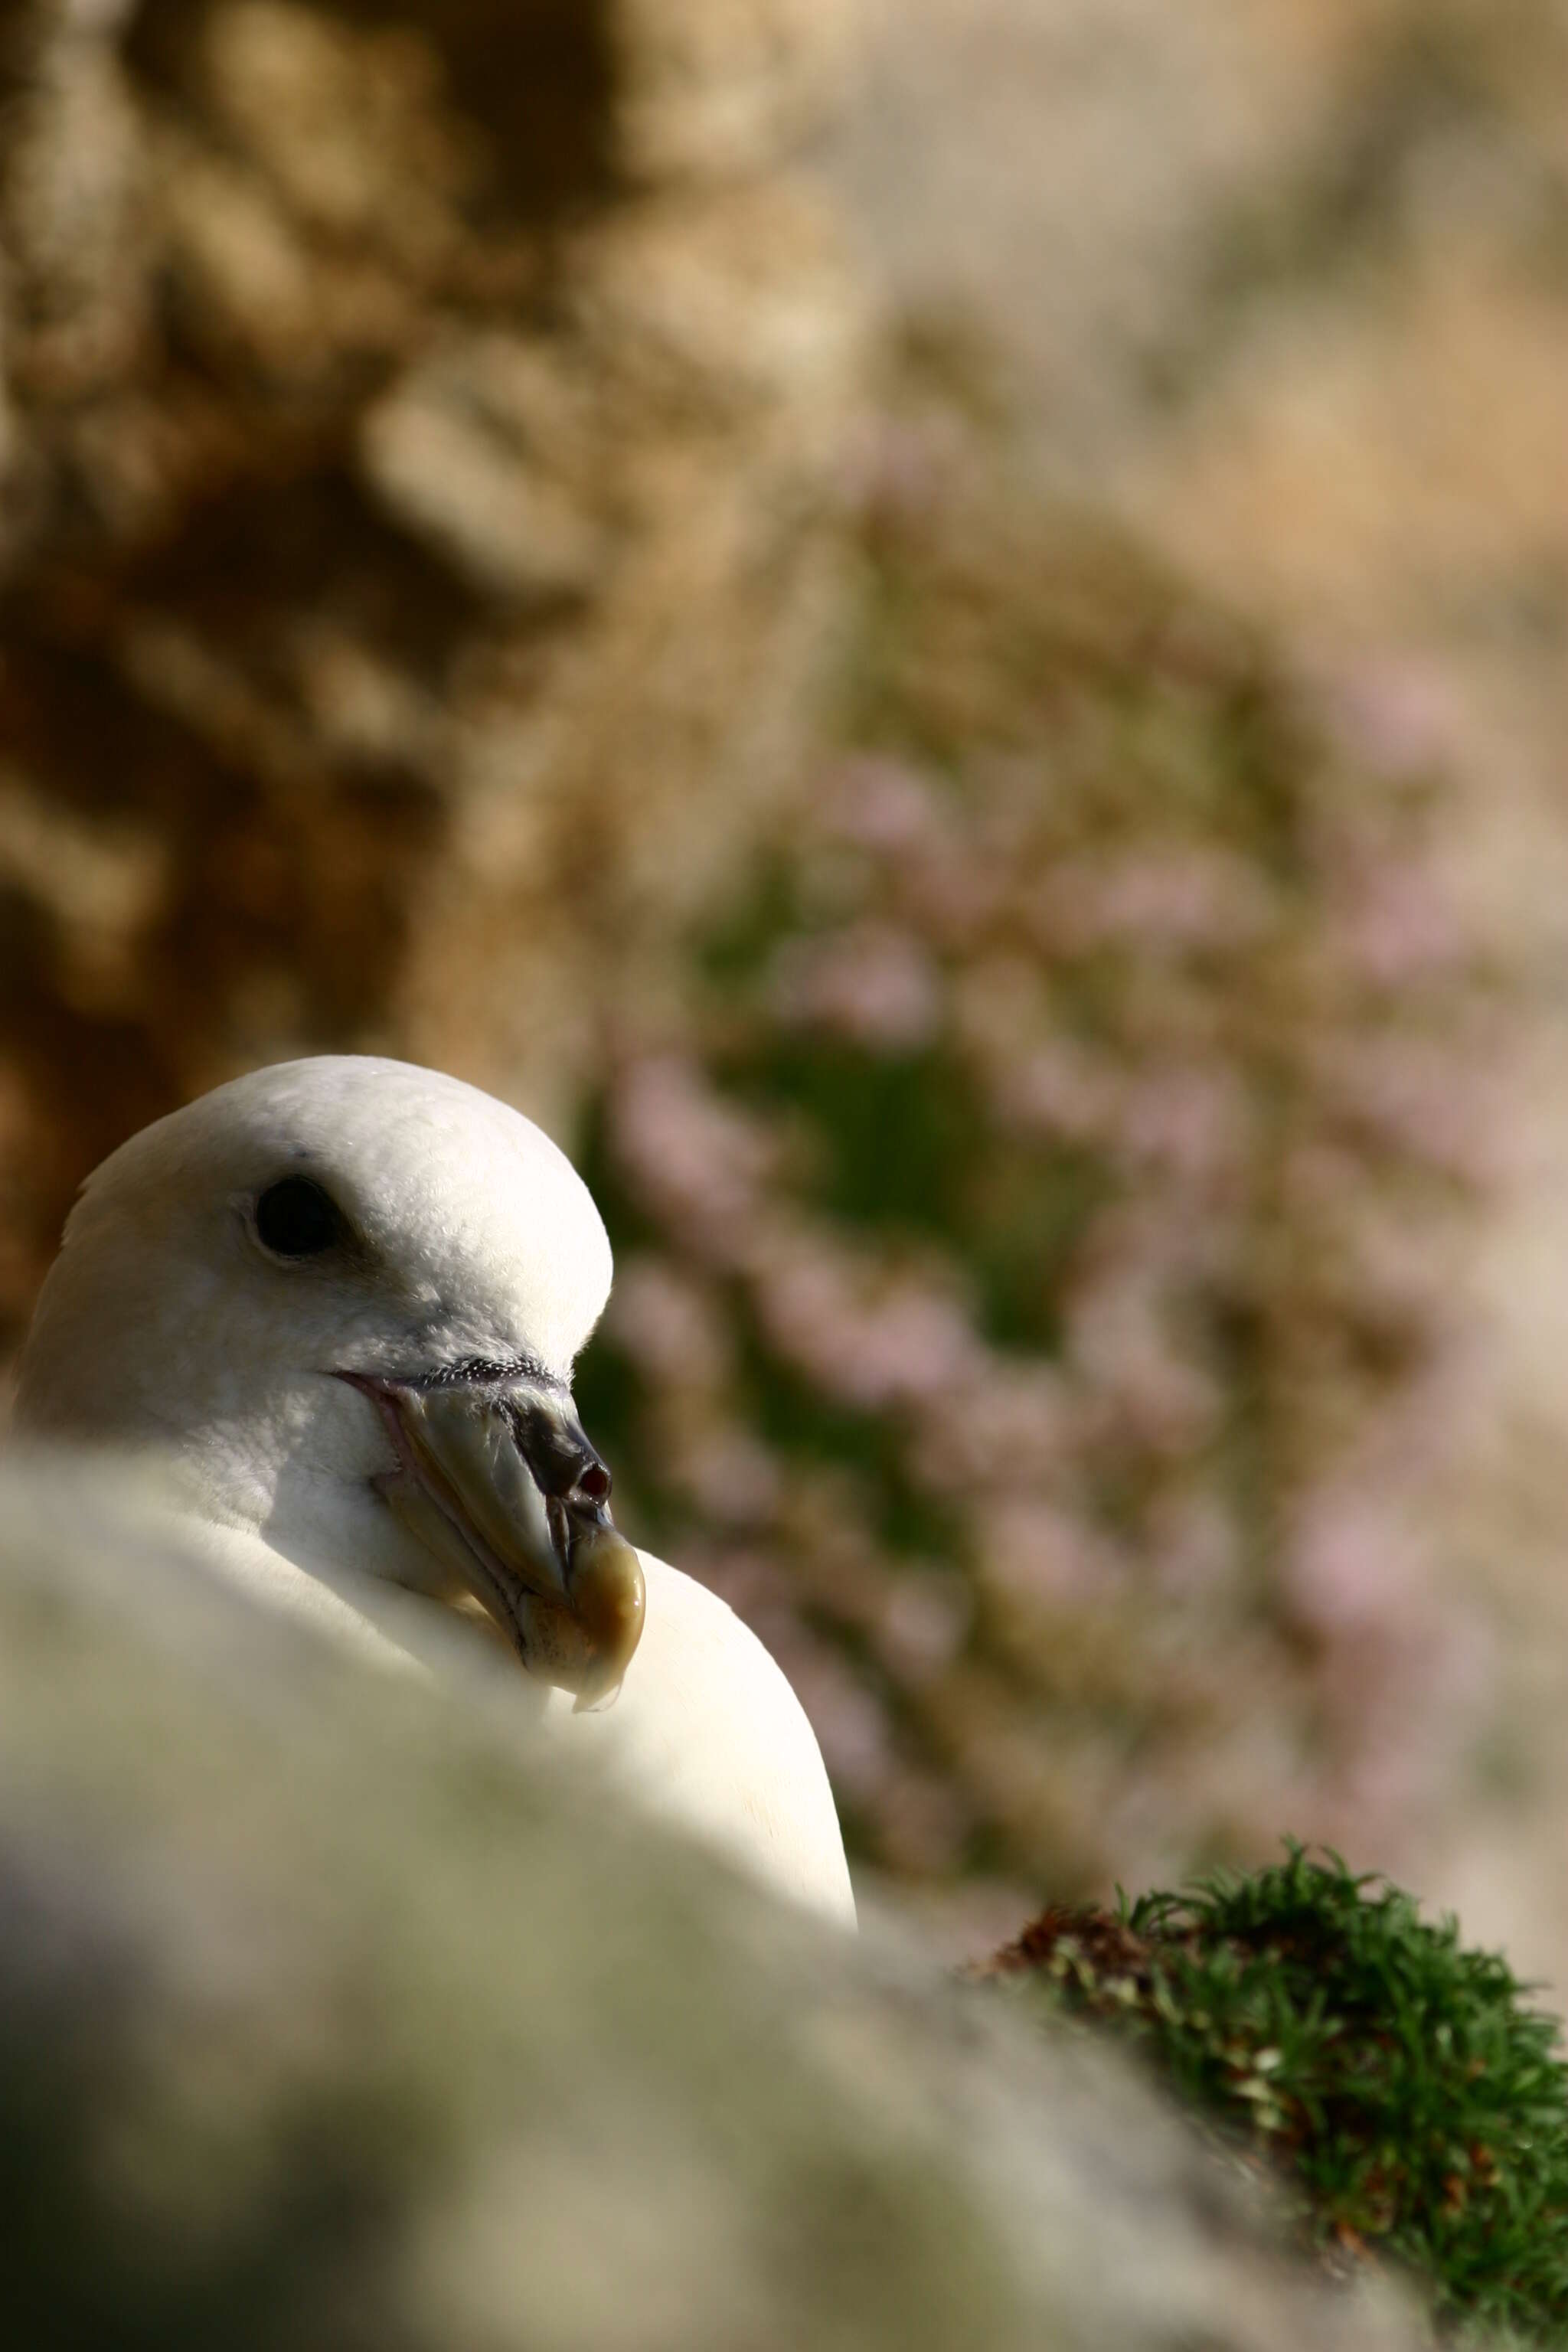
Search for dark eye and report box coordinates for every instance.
[254,1176,344,1259]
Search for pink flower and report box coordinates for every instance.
[1282,1485,1419,1634]
[1312,654,1460,780]
[823,756,943,855]
[1033,848,1272,957]
[1066,1263,1221,1456]
[906,1361,1074,1492]
[1148,1492,1238,1596]
[612,1057,774,1261]
[1313,1034,1499,1186]
[606,1254,729,1387]
[750,1238,982,1412]
[977,1500,1125,1606]
[991,1041,1119,1145]
[902,849,1006,946]
[1334,863,1467,988]
[1115,1065,1248,1190]
[876,1573,972,1688]
[690,1546,792,1619]
[769,923,942,1052]
[672,1428,782,1527]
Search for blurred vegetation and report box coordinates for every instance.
[985,1845,1568,2344]
[577,334,1492,1900]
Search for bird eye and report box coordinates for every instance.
[254,1176,344,1259]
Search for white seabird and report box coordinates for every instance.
[13,1056,855,1926]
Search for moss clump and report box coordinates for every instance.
[985,1845,1568,2338]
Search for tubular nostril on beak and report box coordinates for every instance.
[501,1397,615,1507]
[573,1457,612,1508]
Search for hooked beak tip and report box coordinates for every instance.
[351,1367,647,1708]
[566,1526,646,1712]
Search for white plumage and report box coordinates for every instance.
[13,1056,854,1926]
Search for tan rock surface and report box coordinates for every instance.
[0,0,868,1344]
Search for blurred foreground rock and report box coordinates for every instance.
[0,0,868,1344]
[0,1457,1425,2350]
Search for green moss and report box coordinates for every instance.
[989,1847,1568,2340]
[737,1037,976,1240]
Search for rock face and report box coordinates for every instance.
[0,0,867,1348]
[0,1455,1425,2350]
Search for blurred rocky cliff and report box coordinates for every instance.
[0,0,867,1338]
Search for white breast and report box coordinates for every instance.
[548,1550,857,1926]
[155,1504,855,1926]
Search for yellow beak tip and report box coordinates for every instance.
[566,1530,646,1710]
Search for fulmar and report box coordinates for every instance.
[13,1056,854,1926]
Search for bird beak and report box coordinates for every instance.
[344,1370,645,1712]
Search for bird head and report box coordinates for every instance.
[14,1057,645,1710]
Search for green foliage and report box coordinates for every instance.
[577,345,1491,1893]
[989,1846,1568,2340]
